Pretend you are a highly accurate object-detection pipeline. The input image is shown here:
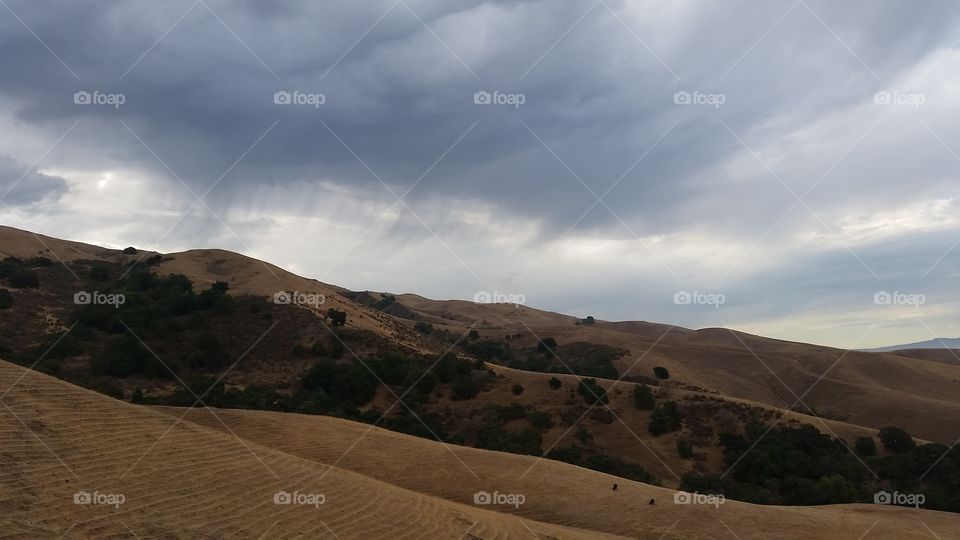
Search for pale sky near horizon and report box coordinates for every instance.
[1,0,960,349]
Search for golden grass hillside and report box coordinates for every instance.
[156,404,960,540]
[0,359,624,539]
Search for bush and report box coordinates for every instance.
[90,334,166,378]
[24,256,53,267]
[123,247,138,254]
[526,410,554,430]
[854,436,876,456]
[327,309,347,327]
[511,383,524,395]
[548,376,562,389]
[575,427,593,443]
[648,401,682,436]
[0,289,12,309]
[301,359,379,406]
[653,366,670,380]
[468,329,480,340]
[878,426,916,453]
[633,384,655,409]
[131,386,144,404]
[414,321,433,334]
[677,439,695,459]
[7,267,39,288]
[582,316,595,324]
[89,265,111,282]
[310,341,328,357]
[577,378,608,405]
[451,373,480,400]
[537,337,557,354]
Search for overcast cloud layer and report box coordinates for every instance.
[2,0,960,348]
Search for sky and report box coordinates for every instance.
[1,0,959,349]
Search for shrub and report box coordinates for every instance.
[878,426,916,453]
[89,265,111,282]
[633,384,655,409]
[327,309,347,327]
[123,247,138,255]
[451,373,479,400]
[24,256,53,267]
[0,289,12,309]
[854,436,876,456]
[527,410,554,430]
[677,439,695,459]
[577,378,608,405]
[511,383,524,395]
[468,329,480,340]
[575,427,593,443]
[548,376,562,389]
[582,315,595,324]
[131,386,144,404]
[310,341,328,357]
[653,366,670,380]
[414,321,433,334]
[536,337,557,354]
[7,267,39,288]
[648,401,682,436]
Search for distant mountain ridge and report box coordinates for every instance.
[864,337,960,352]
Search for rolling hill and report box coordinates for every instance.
[1,358,957,539]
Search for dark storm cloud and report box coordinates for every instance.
[0,154,68,205]
[1,0,958,238]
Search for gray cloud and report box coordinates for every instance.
[0,154,68,205]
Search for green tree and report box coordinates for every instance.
[8,267,39,288]
[577,378,608,405]
[327,309,347,327]
[414,321,433,334]
[131,386,144,404]
[648,401,682,436]
[0,288,12,309]
[653,366,670,380]
[633,384,655,409]
[537,337,558,354]
[89,265,110,281]
[878,426,916,453]
[548,376,562,389]
[854,436,876,456]
[677,439,694,459]
[511,383,524,395]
